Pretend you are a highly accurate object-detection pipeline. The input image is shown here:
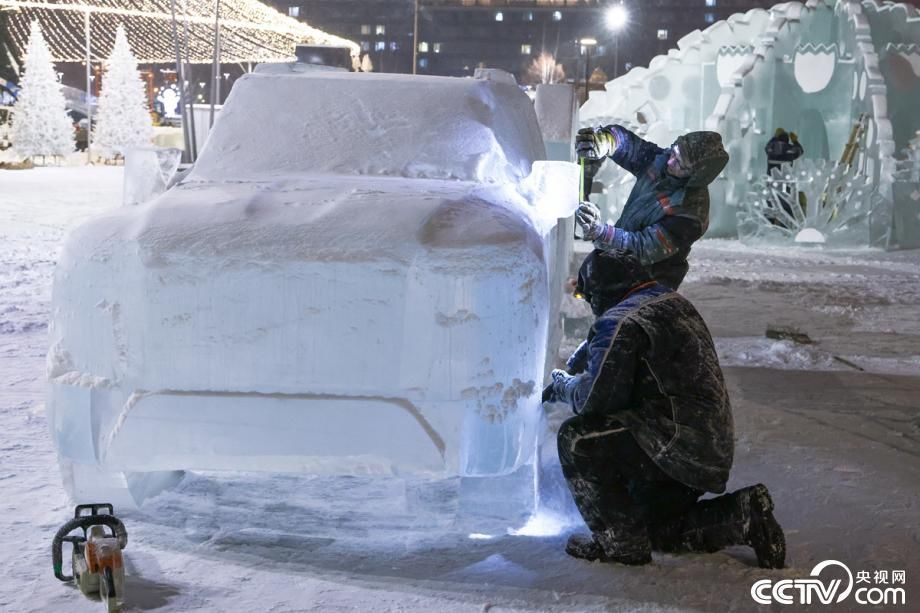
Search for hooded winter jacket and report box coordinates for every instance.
[765,133,804,174]
[592,126,729,289]
[564,250,734,494]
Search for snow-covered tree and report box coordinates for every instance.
[525,53,565,85]
[93,25,152,157]
[11,21,74,161]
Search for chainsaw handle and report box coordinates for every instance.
[75,503,114,518]
[52,515,127,581]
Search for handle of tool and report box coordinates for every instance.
[542,383,555,404]
[575,157,585,239]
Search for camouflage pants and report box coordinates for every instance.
[557,414,702,558]
[558,414,754,558]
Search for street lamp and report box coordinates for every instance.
[605,4,629,79]
[412,0,419,75]
[579,37,597,104]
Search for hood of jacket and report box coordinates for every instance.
[674,131,729,188]
[576,249,652,316]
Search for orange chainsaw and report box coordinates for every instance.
[53,504,128,612]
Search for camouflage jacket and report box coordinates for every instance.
[566,283,734,493]
[593,126,729,289]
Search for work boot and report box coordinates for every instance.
[650,484,785,569]
[565,534,604,561]
[565,534,652,566]
[742,484,786,569]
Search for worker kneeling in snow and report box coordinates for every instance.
[574,125,729,290]
[547,250,785,568]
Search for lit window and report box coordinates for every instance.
[360,41,370,52]
[375,41,385,52]
[552,11,562,22]
[706,0,716,6]
[524,11,533,22]
[705,13,715,23]
[287,6,299,18]
[389,41,399,51]
[433,43,442,53]
[375,24,385,35]
[360,24,371,35]
[495,12,503,22]
[657,29,668,40]
[521,44,532,55]
[418,58,428,69]
[418,41,429,53]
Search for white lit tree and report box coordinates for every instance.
[93,25,152,158]
[11,21,74,161]
[525,53,565,85]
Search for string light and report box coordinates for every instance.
[0,0,359,64]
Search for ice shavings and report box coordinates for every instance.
[715,337,844,371]
[46,341,112,388]
[461,379,537,424]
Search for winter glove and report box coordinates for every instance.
[550,368,576,406]
[575,126,617,160]
[575,201,605,241]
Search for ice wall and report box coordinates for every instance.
[580,0,920,249]
[48,71,577,506]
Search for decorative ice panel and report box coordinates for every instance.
[739,159,887,246]
[579,0,920,249]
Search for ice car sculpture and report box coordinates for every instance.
[580,0,920,249]
[47,70,578,506]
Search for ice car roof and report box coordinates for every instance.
[188,71,546,185]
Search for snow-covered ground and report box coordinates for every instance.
[2,167,918,612]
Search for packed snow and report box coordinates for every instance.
[2,167,919,612]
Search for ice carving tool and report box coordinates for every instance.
[52,504,128,612]
[541,382,554,404]
[575,157,586,239]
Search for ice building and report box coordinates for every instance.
[580,0,920,249]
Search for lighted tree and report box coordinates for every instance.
[589,67,608,86]
[11,21,74,161]
[360,54,373,73]
[525,53,565,85]
[93,25,152,157]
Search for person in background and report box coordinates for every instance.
[574,125,729,290]
[765,128,804,175]
[764,128,806,224]
[547,249,786,568]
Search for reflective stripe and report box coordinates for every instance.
[657,193,673,215]
[568,427,628,454]
[655,227,676,255]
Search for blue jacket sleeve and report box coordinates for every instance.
[606,124,668,177]
[565,315,644,416]
[593,214,703,266]
[566,340,590,374]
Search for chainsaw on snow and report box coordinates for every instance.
[52,503,128,612]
